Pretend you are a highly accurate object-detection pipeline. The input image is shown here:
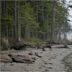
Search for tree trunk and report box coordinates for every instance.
[25,25,30,40]
[50,0,56,44]
[17,1,21,41]
[0,1,1,49]
[14,1,21,41]
[14,0,18,40]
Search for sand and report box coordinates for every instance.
[0,45,72,72]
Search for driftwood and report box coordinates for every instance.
[35,52,42,58]
[41,44,52,50]
[52,44,69,48]
[8,54,35,63]
[0,54,12,63]
[28,52,33,55]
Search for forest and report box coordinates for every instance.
[0,0,72,50]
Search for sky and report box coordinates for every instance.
[67,0,72,27]
[66,0,72,41]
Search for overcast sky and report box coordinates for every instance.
[66,0,72,40]
[66,0,72,27]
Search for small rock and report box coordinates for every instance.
[45,69,49,71]
[44,62,47,64]
[48,67,53,69]
[48,63,53,65]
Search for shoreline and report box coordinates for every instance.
[0,45,72,72]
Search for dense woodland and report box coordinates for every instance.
[0,0,71,50]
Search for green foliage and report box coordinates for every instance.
[1,0,70,50]
[24,37,44,48]
[20,3,38,27]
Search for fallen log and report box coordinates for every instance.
[35,52,42,58]
[41,44,52,50]
[8,54,35,63]
[0,54,12,63]
[52,44,69,48]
